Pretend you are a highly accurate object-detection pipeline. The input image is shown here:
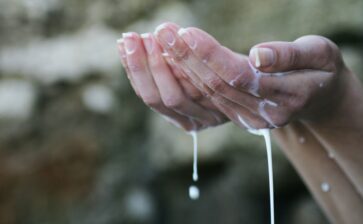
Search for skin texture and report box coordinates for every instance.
[117,22,363,223]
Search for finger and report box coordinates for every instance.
[249,35,340,72]
[123,32,196,131]
[155,24,260,114]
[141,32,217,125]
[116,39,141,97]
[176,27,261,96]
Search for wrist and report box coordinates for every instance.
[303,67,363,130]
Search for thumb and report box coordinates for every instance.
[249,35,341,73]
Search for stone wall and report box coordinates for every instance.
[0,0,362,223]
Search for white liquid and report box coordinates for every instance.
[189,185,200,200]
[246,128,275,224]
[321,182,330,192]
[189,131,199,200]
[299,136,306,144]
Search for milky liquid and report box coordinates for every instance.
[248,129,275,224]
[189,131,200,200]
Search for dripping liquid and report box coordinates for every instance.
[189,131,200,200]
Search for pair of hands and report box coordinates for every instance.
[117,22,346,131]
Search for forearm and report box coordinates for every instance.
[304,69,363,196]
[273,122,363,224]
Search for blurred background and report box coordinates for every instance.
[0,0,362,223]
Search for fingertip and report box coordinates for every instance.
[177,28,197,50]
[154,22,180,36]
[123,32,141,55]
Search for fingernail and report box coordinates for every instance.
[178,28,197,49]
[250,48,275,68]
[158,28,175,46]
[123,32,136,54]
[154,23,168,36]
[141,33,153,54]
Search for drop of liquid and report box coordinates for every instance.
[321,182,330,192]
[299,136,306,144]
[189,185,200,200]
[328,151,335,159]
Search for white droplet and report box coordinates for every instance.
[202,59,208,63]
[161,52,169,57]
[319,83,324,87]
[299,137,306,144]
[189,185,200,200]
[124,189,154,220]
[321,182,330,192]
[328,151,335,159]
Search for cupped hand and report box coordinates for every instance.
[153,22,346,130]
[117,25,227,131]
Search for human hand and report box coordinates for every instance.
[154,22,346,130]
[117,25,227,131]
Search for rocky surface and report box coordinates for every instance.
[0,0,362,223]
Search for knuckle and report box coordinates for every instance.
[128,63,144,73]
[289,45,300,67]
